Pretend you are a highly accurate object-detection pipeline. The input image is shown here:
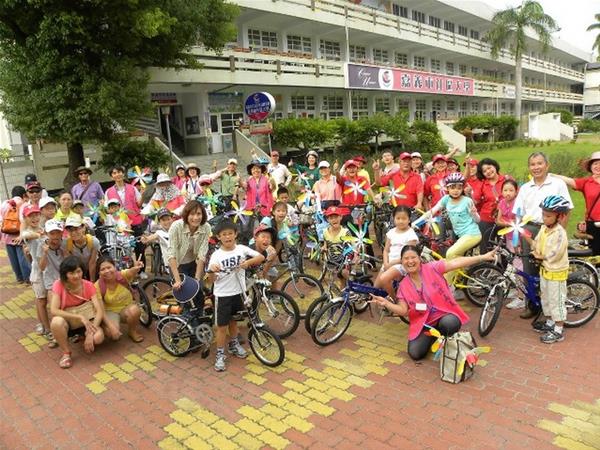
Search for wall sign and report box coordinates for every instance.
[244,92,276,121]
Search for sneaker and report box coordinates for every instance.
[42,330,54,341]
[532,321,553,333]
[236,333,246,345]
[506,298,525,310]
[540,330,564,344]
[228,340,248,359]
[35,323,44,335]
[214,352,226,371]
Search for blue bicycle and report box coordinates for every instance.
[478,244,599,337]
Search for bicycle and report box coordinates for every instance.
[567,243,600,287]
[478,245,599,337]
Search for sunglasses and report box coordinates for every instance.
[27,189,42,193]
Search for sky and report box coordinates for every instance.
[486,0,598,58]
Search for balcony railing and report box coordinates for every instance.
[255,0,585,81]
[474,79,583,102]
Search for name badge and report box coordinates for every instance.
[415,303,427,311]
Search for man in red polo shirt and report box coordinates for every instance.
[463,157,481,197]
[376,152,423,210]
[423,154,448,209]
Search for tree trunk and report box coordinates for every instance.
[514,56,523,139]
[65,142,85,189]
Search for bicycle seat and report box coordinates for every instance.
[568,248,593,257]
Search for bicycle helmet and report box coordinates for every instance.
[307,150,319,159]
[444,172,465,185]
[539,195,571,213]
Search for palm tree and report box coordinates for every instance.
[587,13,600,61]
[485,1,558,137]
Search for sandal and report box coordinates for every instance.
[129,332,144,343]
[59,352,72,369]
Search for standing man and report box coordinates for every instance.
[267,151,292,187]
[71,166,104,214]
[352,155,371,183]
[312,161,341,210]
[374,152,423,210]
[215,158,241,206]
[513,152,572,319]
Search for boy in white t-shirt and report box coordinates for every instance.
[141,208,174,269]
[207,220,265,372]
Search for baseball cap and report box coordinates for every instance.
[399,152,412,160]
[432,154,446,163]
[324,206,349,217]
[318,161,330,169]
[353,155,366,163]
[464,158,479,166]
[24,174,38,184]
[39,197,57,209]
[156,208,173,219]
[345,160,359,168]
[65,216,83,228]
[22,204,41,217]
[72,199,84,207]
[44,219,63,233]
[26,181,42,192]
[410,152,422,159]
[227,158,238,165]
[106,198,121,207]
[156,173,171,184]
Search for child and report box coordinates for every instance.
[64,216,100,281]
[249,222,278,280]
[524,195,571,344]
[21,205,54,342]
[276,187,299,226]
[72,199,96,232]
[39,197,58,226]
[140,208,174,270]
[496,179,525,309]
[417,172,481,284]
[322,206,350,285]
[37,220,66,311]
[207,220,265,372]
[271,201,299,251]
[380,205,418,274]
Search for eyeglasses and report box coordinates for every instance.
[27,189,42,193]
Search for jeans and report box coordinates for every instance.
[6,244,31,282]
[408,314,461,361]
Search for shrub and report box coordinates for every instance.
[454,115,518,141]
[578,119,600,133]
[543,109,573,125]
[98,136,170,173]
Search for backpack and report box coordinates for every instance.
[439,331,490,384]
[66,234,94,253]
[1,201,21,235]
[97,272,131,300]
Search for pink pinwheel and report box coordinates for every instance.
[344,180,367,200]
[225,201,253,225]
[497,208,533,247]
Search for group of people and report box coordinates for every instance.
[2,147,599,371]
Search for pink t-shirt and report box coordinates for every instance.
[396,261,470,340]
[52,279,97,309]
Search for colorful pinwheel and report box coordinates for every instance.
[497,208,533,247]
[412,209,442,236]
[225,201,253,225]
[457,346,491,376]
[344,180,367,200]
[342,222,373,252]
[425,325,446,359]
[379,184,407,207]
[196,190,222,216]
[278,222,299,245]
[84,203,105,223]
[297,172,312,190]
[128,166,153,188]
[297,188,315,207]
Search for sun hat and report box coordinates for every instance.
[22,204,41,217]
[44,219,63,233]
[318,161,330,169]
[246,159,267,175]
[74,166,92,176]
[156,173,171,184]
[65,216,84,228]
[172,274,200,304]
[227,158,238,165]
[307,150,319,159]
[39,197,57,209]
[581,152,600,172]
[175,164,186,171]
[411,152,422,159]
[185,163,201,176]
[432,154,447,164]
[399,152,412,160]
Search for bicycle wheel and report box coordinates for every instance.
[281,273,324,318]
[311,301,353,346]
[132,284,153,327]
[478,288,505,337]
[564,279,599,327]
[157,316,193,357]
[142,277,174,319]
[304,294,330,334]
[568,259,598,287]
[463,263,505,307]
[352,279,373,314]
[248,326,285,367]
[256,290,300,338]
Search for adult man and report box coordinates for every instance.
[312,161,341,210]
[71,166,104,213]
[19,181,44,223]
[267,151,292,187]
[374,152,423,210]
[353,155,371,183]
[513,152,573,319]
[374,148,399,177]
[217,158,240,202]
[423,154,448,209]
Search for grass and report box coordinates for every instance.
[480,135,599,236]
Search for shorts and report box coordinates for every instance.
[32,281,47,299]
[215,294,244,327]
[540,277,567,322]
[105,310,125,326]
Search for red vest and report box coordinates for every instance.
[106,184,143,226]
[245,176,273,216]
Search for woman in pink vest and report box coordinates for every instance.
[104,166,147,274]
[372,245,496,360]
[241,160,276,217]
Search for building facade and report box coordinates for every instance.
[148,0,591,155]
[584,62,600,120]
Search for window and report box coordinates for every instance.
[429,16,441,28]
[395,53,408,67]
[413,55,425,70]
[319,39,341,61]
[459,101,468,117]
[323,96,344,118]
[431,100,441,112]
[470,30,480,40]
[373,48,389,64]
[375,97,390,114]
[483,69,495,78]
[248,29,278,49]
[415,99,427,120]
[396,98,409,113]
[446,100,456,111]
[471,102,479,112]
[220,113,244,134]
[444,21,455,33]
[430,59,441,73]
[459,64,467,76]
[458,25,468,37]
[291,95,315,111]
[482,103,488,112]
[446,62,455,75]
[412,10,426,24]
[471,67,479,75]
[349,45,366,62]
[392,4,408,18]
[351,96,369,120]
[287,35,312,53]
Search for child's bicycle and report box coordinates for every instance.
[478,244,600,337]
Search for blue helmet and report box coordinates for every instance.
[539,195,571,214]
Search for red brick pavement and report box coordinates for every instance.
[1,250,599,449]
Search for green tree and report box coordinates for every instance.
[272,117,337,150]
[0,0,238,186]
[485,1,558,137]
[98,137,170,173]
[335,113,410,151]
[588,13,600,61]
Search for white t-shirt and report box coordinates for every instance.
[209,244,260,297]
[386,227,418,262]
[513,175,572,224]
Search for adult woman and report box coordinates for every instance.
[1,186,29,283]
[554,151,600,255]
[411,152,426,183]
[372,245,496,360]
[54,191,78,223]
[241,160,276,217]
[290,150,320,189]
[49,256,105,368]
[183,163,203,199]
[95,255,145,343]
[167,200,211,298]
[148,173,186,216]
[473,158,507,252]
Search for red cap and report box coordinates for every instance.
[345,160,359,168]
[353,155,367,163]
[22,204,41,217]
[463,158,479,166]
[324,206,349,217]
[25,181,42,191]
[399,152,412,160]
[432,154,446,163]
